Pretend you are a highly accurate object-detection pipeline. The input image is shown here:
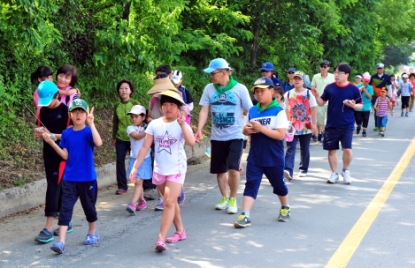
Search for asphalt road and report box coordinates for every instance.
[0,108,414,268]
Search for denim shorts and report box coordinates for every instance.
[127,157,152,180]
[376,116,388,128]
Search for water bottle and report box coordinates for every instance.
[205,147,211,158]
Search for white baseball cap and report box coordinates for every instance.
[127,105,146,115]
[171,70,183,84]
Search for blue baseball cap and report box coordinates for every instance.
[203,58,231,74]
[251,77,275,91]
[37,80,58,107]
[287,67,297,73]
[259,62,275,72]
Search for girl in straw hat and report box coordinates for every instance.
[130,90,195,252]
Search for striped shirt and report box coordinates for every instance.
[376,97,389,117]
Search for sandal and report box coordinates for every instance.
[155,239,167,252]
[166,229,186,243]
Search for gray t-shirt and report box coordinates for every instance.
[199,83,253,141]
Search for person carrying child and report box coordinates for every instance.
[129,90,195,252]
[43,99,103,254]
[374,88,393,137]
[233,77,290,228]
[55,64,81,107]
[125,105,152,214]
[33,81,71,244]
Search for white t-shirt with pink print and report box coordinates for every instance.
[145,117,192,176]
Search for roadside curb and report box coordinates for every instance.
[0,139,210,219]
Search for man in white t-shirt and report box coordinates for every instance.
[195,58,253,214]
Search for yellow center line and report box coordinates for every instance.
[325,137,415,268]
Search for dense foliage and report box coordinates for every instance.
[1,0,415,181]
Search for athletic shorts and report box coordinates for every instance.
[152,172,185,185]
[210,139,244,174]
[244,163,288,199]
[317,106,327,126]
[127,157,152,180]
[323,127,353,150]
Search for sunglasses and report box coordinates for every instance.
[288,72,295,74]
[320,65,328,68]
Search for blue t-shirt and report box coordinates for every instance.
[247,105,288,167]
[399,81,413,97]
[356,83,374,112]
[320,82,362,128]
[60,126,97,182]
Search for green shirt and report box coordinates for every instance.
[112,99,140,141]
[311,73,335,106]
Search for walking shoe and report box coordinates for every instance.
[53,221,73,236]
[155,198,164,211]
[155,239,167,252]
[373,127,379,131]
[342,170,351,185]
[177,187,185,204]
[166,229,186,243]
[312,135,318,142]
[136,200,147,211]
[278,207,290,222]
[401,112,404,117]
[356,125,361,134]
[362,130,367,137]
[405,112,408,117]
[50,241,65,254]
[144,188,157,200]
[126,202,136,214]
[115,188,128,195]
[317,133,323,142]
[284,170,292,181]
[298,170,307,177]
[227,197,237,214]
[234,213,251,228]
[83,232,100,245]
[380,131,385,137]
[327,172,339,184]
[35,228,54,243]
[215,196,229,210]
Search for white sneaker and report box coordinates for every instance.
[227,198,237,214]
[327,172,339,184]
[215,196,229,210]
[342,170,351,185]
[284,170,292,181]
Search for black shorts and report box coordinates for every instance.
[210,139,244,174]
[323,127,353,150]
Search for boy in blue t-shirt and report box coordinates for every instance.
[42,99,103,254]
[233,77,290,228]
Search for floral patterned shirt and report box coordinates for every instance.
[284,89,317,135]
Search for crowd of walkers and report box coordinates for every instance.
[30,58,404,254]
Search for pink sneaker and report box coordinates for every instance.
[136,200,147,211]
[126,202,136,214]
[166,229,186,243]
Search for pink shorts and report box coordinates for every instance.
[152,172,185,185]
